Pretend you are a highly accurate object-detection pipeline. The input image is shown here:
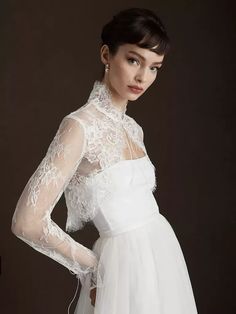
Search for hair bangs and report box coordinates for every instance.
[137,32,170,55]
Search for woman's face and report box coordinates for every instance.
[101,43,165,103]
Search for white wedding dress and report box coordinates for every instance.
[11,80,198,313]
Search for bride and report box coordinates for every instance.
[11,7,198,314]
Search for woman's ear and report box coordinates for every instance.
[100,44,110,65]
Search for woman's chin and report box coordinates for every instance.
[127,93,142,101]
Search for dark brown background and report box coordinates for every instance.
[1,0,235,313]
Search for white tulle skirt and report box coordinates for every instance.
[74,212,198,314]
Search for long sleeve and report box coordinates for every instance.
[11,116,99,283]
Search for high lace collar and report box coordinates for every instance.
[87,80,128,122]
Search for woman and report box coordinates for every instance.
[11,7,198,314]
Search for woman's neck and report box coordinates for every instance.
[101,77,128,113]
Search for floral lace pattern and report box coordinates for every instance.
[11,80,157,289]
[64,80,155,233]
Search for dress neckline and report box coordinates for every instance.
[120,154,147,162]
[87,80,128,122]
[92,154,149,179]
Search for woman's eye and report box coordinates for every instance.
[150,66,160,73]
[127,57,139,65]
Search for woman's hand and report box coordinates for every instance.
[89,287,97,306]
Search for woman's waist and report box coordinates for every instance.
[92,192,159,237]
[96,210,159,238]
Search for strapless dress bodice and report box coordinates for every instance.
[91,155,160,238]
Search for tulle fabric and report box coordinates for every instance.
[75,212,198,314]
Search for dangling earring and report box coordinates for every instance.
[105,63,110,72]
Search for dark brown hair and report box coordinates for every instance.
[101,7,170,57]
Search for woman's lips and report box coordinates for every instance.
[128,86,143,94]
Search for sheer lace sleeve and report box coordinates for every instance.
[11,116,99,283]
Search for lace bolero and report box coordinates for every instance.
[11,80,157,287]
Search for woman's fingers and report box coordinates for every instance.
[89,287,97,306]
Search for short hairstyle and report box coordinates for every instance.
[101,7,170,56]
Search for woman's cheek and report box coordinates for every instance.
[118,60,130,72]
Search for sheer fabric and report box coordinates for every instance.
[11,80,199,314]
[11,80,155,286]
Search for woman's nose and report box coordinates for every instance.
[135,67,149,83]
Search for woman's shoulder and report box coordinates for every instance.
[125,114,143,132]
[63,102,95,127]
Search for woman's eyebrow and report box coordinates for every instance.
[128,50,163,65]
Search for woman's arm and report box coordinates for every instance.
[11,116,98,282]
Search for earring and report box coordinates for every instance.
[105,63,110,72]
